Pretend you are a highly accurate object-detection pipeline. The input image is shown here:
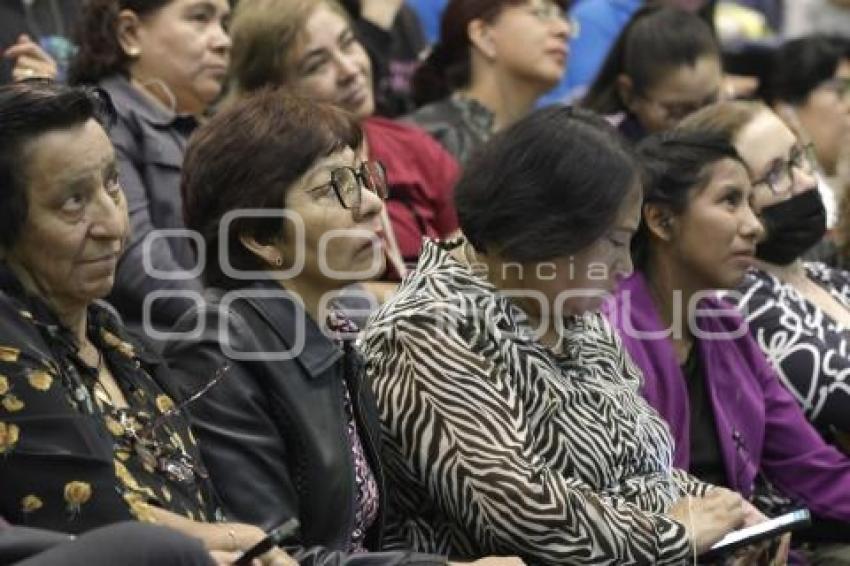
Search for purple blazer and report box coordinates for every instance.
[606,272,850,522]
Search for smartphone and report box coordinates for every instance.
[233,518,300,566]
[700,508,811,561]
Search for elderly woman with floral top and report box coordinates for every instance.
[0,81,291,565]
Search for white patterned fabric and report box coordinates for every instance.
[362,239,710,565]
[731,263,850,447]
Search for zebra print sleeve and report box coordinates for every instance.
[671,468,713,498]
[364,305,694,565]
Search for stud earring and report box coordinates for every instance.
[126,47,140,57]
[274,256,283,267]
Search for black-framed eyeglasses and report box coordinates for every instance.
[751,143,817,196]
[309,160,388,212]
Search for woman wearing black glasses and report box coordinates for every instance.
[681,101,850,464]
[163,91,517,566]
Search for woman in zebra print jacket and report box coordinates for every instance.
[362,106,755,565]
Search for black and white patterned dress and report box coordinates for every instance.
[362,240,711,565]
[731,263,850,447]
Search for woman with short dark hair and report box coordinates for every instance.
[0,80,290,565]
[361,105,752,564]
[68,0,231,333]
[163,90,515,566]
[581,5,722,141]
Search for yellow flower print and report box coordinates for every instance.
[101,331,136,359]
[64,481,92,514]
[0,346,19,363]
[114,460,157,497]
[0,421,20,453]
[161,485,172,502]
[0,375,8,396]
[28,370,53,392]
[124,492,156,523]
[2,394,24,413]
[114,460,141,490]
[116,450,131,462]
[170,431,186,453]
[105,416,124,437]
[21,495,43,514]
[155,395,175,415]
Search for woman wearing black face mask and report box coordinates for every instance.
[606,126,850,564]
[678,103,850,559]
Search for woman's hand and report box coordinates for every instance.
[3,34,58,81]
[144,507,296,566]
[667,488,746,554]
[725,502,789,566]
[726,533,789,566]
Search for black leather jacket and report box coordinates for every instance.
[161,282,445,566]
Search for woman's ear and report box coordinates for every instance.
[643,203,675,242]
[467,18,497,60]
[116,9,143,59]
[239,234,283,268]
[616,74,637,111]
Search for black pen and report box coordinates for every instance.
[233,518,300,565]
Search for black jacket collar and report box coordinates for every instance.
[236,281,343,379]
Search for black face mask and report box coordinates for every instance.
[755,188,827,265]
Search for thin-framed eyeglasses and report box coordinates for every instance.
[751,143,817,196]
[308,160,388,212]
[525,0,580,37]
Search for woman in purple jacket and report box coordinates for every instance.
[606,129,850,560]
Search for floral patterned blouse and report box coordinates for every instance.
[0,267,217,534]
[328,311,381,552]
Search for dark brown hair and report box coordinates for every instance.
[181,90,363,289]
[229,0,351,95]
[412,0,569,106]
[581,6,720,115]
[456,105,639,262]
[69,0,173,85]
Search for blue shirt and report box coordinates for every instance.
[406,0,447,44]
